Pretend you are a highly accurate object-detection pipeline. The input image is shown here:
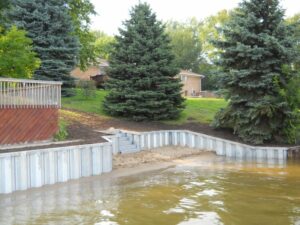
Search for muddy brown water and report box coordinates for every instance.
[0,154,299,225]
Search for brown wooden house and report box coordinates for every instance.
[70,59,109,87]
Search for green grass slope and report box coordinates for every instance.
[62,89,227,124]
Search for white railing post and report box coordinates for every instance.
[0,78,62,109]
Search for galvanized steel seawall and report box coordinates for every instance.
[0,143,113,194]
[0,129,290,195]
[124,130,289,161]
[0,108,59,145]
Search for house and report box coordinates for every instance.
[177,70,205,97]
[70,59,109,87]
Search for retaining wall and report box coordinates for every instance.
[0,143,112,194]
[0,108,59,145]
[121,130,289,160]
[0,129,290,195]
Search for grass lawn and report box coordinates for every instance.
[62,89,227,125]
[164,97,227,125]
[62,89,109,116]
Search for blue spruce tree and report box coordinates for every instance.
[212,0,299,144]
[9,0,79,91]
[104,3,184,121]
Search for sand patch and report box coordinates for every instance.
[113,146,212,169]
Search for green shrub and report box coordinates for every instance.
[54,120,68,141]
[62,88,76,97]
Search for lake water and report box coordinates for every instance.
[0,154,300,225]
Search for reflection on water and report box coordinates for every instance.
[0,156,300,225]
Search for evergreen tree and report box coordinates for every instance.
[212,0,299,144]
[104,3,184,121]
[0,0,10,28]
[9,0,79,88]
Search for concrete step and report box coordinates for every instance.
[119,141,133,147]
[120,147,139,154]
[118,132,128,138]
[119,143,138,153]
[118,132,139,154]
[118,134,133,144]
[119,144,137,151]
[119,137,131,142]
[119,132,133,140]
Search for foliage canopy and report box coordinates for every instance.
[0,26,40,78]
[67,0,97,70]
[166,21,203,72]
[93,31,116,60]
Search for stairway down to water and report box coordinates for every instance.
[118,132,139,154]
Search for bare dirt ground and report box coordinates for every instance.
[61,109,242,143]
[62,109,293,147]
[1,108,291,153]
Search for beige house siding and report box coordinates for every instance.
[177,70,204,97]
[70,59,109,81]
[70,66,101,80]
[181,75,202,96]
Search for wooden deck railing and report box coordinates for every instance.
[0,78,62,108]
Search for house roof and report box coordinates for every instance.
[179,70,205,78]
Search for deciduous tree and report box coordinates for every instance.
[286,13,300,71]
[166,21,203,72]
[67,0,97,70]
[93,31,116,60]
[0,26,40,78]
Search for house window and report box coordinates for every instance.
[180,75,188,83]
[180,75,187,82]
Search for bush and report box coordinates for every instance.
[77,80,96,98]
[61,88,76,97]
[54,120,68,141]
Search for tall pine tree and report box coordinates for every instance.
[104,3,184,121]
[212,0,299,144]
[9,0,79,88]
